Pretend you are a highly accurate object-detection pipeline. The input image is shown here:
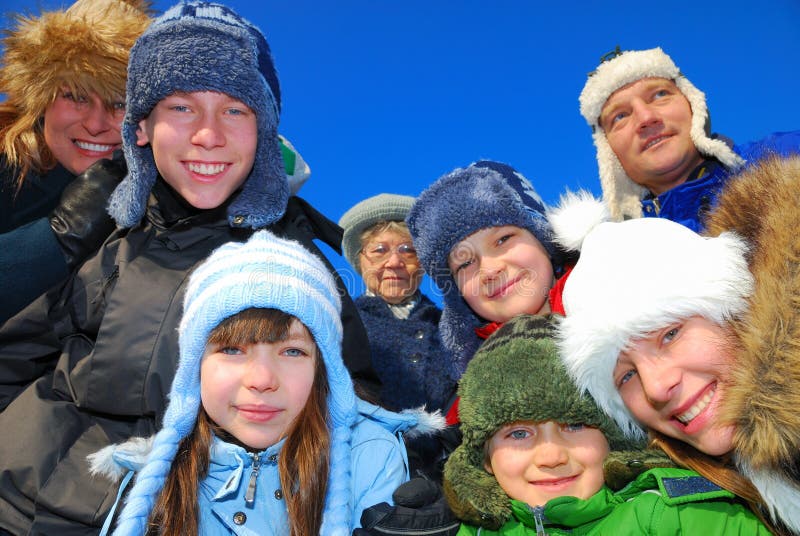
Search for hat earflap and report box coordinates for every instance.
[676,77,745,172]
[593,131,647,221]
[443,445,510,530]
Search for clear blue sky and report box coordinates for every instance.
[3,0,799,301]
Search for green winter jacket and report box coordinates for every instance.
[456,468,771,535]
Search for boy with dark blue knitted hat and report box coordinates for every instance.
[407,160,566,423]
[0,3,377,533]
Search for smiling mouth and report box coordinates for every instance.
[643,135,671,151]
[488,277,520,299]
[74,140,116,153]
[531,475,578,486]
[675,384,716,425]
[187,162,227,176]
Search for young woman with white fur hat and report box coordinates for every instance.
[549,155,800,534]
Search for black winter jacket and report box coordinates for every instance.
[0,179,378,535]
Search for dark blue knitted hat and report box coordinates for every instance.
[406,161,558,380]
[108,1,288,228]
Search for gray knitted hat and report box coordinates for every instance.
[407,160,559,381]
[108,1,288,229]
[338,193,416,274]
[579,47,744,221]
[443,315,640,529]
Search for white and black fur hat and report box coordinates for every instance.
[549,191,753,437]
[579,47,744,222]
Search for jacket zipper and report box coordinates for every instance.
[245,452,262,507]
[532,505,546,535]
[652,196,661,216]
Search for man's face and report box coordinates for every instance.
[136,91,257,209]
[600,78,703,195]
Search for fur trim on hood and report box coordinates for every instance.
[0,0,152,178]
[704,155,800,533]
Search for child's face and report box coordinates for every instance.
[448,225,553,322]
[200,319,316,450]
[485,420,609,507]
[615,315,736,456]
[136,90,257,210]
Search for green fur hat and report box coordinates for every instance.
[443,314,643,529]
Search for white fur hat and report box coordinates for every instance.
[579,47,744,221]
[549,191,753,437]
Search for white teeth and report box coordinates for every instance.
[75,141,113,152]
[188,162,226,175]
[676,387,715,425]
[644,136,668,150]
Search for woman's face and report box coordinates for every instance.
[614,315,736,456]
[359,228,423,304]
[44,88,124,175]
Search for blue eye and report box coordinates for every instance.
[219,346,243,355]
[283,347,308,358]
[653,89,670,100]
[508,429,530,440]
[496,234,513,246]
[662,327,679,344]
[618,369,636,386]
[563,423,586,432]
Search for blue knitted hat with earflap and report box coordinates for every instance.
[111,230,358,535]
[108,1,288,229]
[406,160,560,381]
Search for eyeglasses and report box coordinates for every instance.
[360,242,418,264]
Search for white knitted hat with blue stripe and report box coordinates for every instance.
[112,230,357,535]
[579,47,745,222]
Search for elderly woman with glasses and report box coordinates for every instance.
[340,194,453,414]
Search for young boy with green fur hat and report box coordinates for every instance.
[443,314,772,535]
[0,2,377,533]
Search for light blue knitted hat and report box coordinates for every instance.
[407,160,560,381]
[112,230,358,535]
[108,1,288,229]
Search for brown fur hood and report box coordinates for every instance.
[705,155,800,530]
[0,0,152,175]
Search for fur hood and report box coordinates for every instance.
[704,155,800,532]
[0,0,152,176]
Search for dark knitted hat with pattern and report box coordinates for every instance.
[443,314,640,529]
[407,161,560,381]
[108,1,288,229]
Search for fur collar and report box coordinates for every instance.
[705,155,800,533]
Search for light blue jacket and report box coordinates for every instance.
[94,400,441,535]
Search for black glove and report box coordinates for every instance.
[50,152,126,269]
[354,477,460,535]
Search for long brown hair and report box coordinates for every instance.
[649,432,785,534]
[147,308,331,536]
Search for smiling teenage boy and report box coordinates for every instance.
[0,3,376,534]
[580,46,800,231]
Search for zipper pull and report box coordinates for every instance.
[244,452,262,507]
[532,505,546,536]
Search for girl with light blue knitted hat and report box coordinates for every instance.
[88,230,441,535]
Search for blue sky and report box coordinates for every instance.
[2,0,799,301]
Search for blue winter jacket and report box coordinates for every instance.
[95,400,437,535]
[641,130,800,231]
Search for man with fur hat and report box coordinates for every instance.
[580,46,800,231]
[0,2,377,533]
[444,314,772,534]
